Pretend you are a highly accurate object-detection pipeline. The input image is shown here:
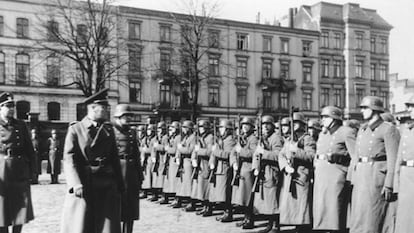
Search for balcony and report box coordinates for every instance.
[152,101,199,114]
[259,78,296,91]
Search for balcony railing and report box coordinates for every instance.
[259,77,296,91]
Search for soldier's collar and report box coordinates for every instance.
[328,124,340,134]
[0,117,13,126]
[368,118,383,131]
[81,117,96,129]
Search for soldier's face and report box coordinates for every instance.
[293,122,301,132]
[360,107,373,120]
[147,129,152,135]
[242,124,251,133]
[282,125,290,134]
[262,123,273,135]
[0,103,14,119]
[138,131,144,137]
[118,114,131,125]
[219,126,226,136]
[321,116,333,128]
[182,127,189,134]
[198,126,205,134]
[92,104,108,120]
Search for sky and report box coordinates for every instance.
[116,0,414,80]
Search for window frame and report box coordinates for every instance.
[356,32,364,50]
[321,59,329,77]
[321,31,329,48]
[355,60,363,78]
[128,48,142,73]
[236,33,249,51]
[0,16,4,37]
[280,38,289,54]
[236,87,247,108]
[0,52,4,84]
[208,55,220,76]
[280,92,289,109]
[208,86,220,106]
[280,61,290,79]
[159,84,171,104]
[263,36,272,52]
[370,63,376,80]
[160,51,171,72]
[128,21,141,40]
[262,60,272,79]
[16,18,29,38]
[160,24,171,42]
[15,53,30,86]
[46,55,60,86]
[333,88,342,107]
[129,81,141,103]
[321,88,329,107]
[47,102,61,121]
[302,63,312,83]
[236,59,248,79]
[379,64,387,81]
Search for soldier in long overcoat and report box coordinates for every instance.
[150,122,168,202]
[210,119,236,222]
[350,96,400,233]
[231,117,257,229]
[112,104,143,233]
[188,119,214,216]
[394,96,414,233]
[0,92,35,233]
[140,124,156,199]
[61,88,124,233]
[279,112,315,233]
[312,106,356,232]
[47,129,61,184]
[162,121,181,205]
[252,115,284,233]
[173,120,195,208]
[31,128,41,184]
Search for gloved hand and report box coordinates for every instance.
[74,186,84,198]
[233,163,238,171]
[192,159,198,167]
[381,186,393,202]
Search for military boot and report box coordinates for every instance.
[202,202,213,217]
[184,200,197,212]
[159,193,169,204]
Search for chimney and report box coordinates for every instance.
[256,12,261,24]
[289,8,294,28]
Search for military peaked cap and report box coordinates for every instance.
[0,92,14,106]
[83,88,109,106]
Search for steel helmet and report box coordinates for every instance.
[157,121,167,129]
[170,121,180,129]
[147,124,156,131]
[292,112,306,124]
[307,119,321,130]
[182,120,194,129]
[137,125,145,131]
[219,119,233,129]
[261,115,275,124]
[359,96,384,112]
[114,104,134,117]
[321,106,343,120]
[240,117,255,126]
[198,119,211,129]
[281,117,291,126]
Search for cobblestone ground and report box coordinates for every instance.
[23,173,295,233]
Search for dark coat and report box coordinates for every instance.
[113,124,142,222]
[0,118,35,227]
[350,118,400,233]
[61,117,124,233]
[47,137,62,174]
[231,133,258,207]
[313,125,356,230]
[279,132,315,225]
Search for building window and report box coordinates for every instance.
[129,81,141,103]
[263,36,272,52]
[160,25,171,42]
[47,21,59,41]
[281,38,289,54]
[370,64,376,80]
[280,92,289,109]
[302,90,312,110]
[16,18,29,38]
[209,31,219,48]
[236,87,247,108]
[380,91,388,108]
[77,24,87,44]
[333,88,342,107]
[370,36,376,53]
[263,91,272,109]
[280,61,289,79]
[0,16,4,36]
[302,63,312,82]
[237,34,248,50]
[128,21,141,40]
[160,51,171,71]
[356,32,363,50]
[236,59,247,79]
[380,37,388,54]
[321,31,329,48]
[355,60,363,78]
[16,100,30,120]
[302,41,312,56]
[334,33,341,49]
[379,64,387,81]
[128,49,141,73]
[321,59,329,77]
[46,56,60,86]
[208,86,220,106]
[47,102,60,121]
[160,84,171,104]
[0,52,4,84]
[370,90,377,96]
[16,53,30,85]
[333,60,341,78]
[262,60,272,79]
[356,88,365,107]
[321,88,329,107]
[208,56,219,76]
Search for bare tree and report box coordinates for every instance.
[169,0,220,120]
[36,0,124,97]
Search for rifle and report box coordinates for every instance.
[162,132,173,176]
[152,135,162,175]
[231,114,242,186]
[251,114,263,194]
[191,120,201,180]
[208,119,218,186]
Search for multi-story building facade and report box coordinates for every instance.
[389,73,414,116]
[290,2,392,118]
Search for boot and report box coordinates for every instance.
[268,215,280,233]
[235,219,247,227]
[171,198,182,208]
[184,200,197,212]
[139,191,148,199]
[148,190,159,202]
[296,225,312,233]
[159,193,169,204]
[219,209,233,222]
[241,216,254,229]
[202,202,213,217]
[257,218,274,233]
[195,205,206,215]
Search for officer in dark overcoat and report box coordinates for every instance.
[0,92,35,233]
[60,88,124,233]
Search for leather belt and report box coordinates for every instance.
[401,160,414,167]
[316,153,350,166]
[262,159,279,167]
[358,156,386,163]
[89,157,107,166]
[240,157,252,163]
[198,155,209,160]
[119,155,134,160]
[181,154,191,159]
[216,157,229,162]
